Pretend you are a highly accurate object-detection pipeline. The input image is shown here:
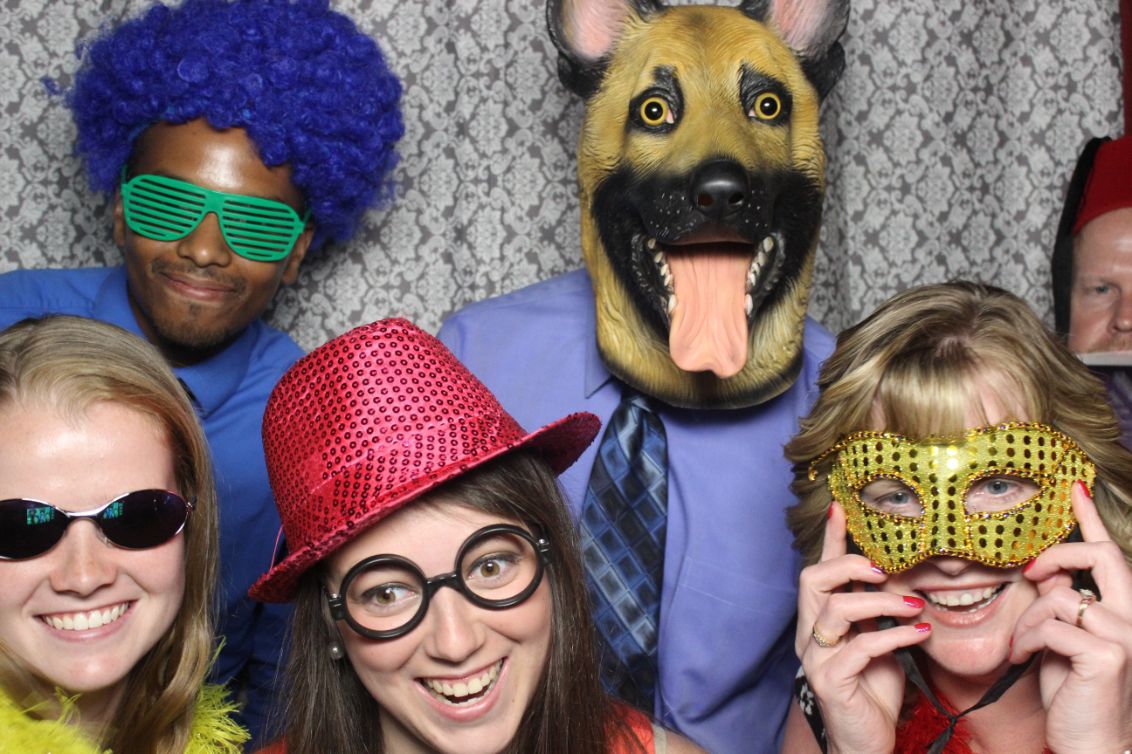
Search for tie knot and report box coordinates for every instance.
[623,389,654,414]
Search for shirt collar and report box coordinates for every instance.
[94,266,256,418]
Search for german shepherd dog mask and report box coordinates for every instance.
[550,0,848,408]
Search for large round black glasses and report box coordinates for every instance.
[326,524,551,640]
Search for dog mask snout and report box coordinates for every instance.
[691,160,750,221]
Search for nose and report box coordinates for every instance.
[47,522,118,596]
[176,211,233,268]
[927,556,972,577]
[690,159,750,220]
[421,589,486,663]
[1112,292,1132,332]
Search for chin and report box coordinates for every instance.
[922,632,1012,681]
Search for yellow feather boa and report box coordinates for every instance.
[0,683,248,753]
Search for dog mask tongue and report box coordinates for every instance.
[667,249,749,378]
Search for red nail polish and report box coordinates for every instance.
[1022,560,1036,574]
[870,562,885,575]
[827,504,834,520]
[1075,480,1093,500]
[903,595,925,608]
[915,622,931,633]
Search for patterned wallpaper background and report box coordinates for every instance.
[0,0,1123,351]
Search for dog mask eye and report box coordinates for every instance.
[639,96,673,127]
[750,92,783,121]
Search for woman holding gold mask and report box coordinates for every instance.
[783,282,1132,753]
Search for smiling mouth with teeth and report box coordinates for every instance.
[421,659,503,706]
[40,601,132,632]
[922,584,1007,612]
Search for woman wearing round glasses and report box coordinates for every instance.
[783,282,1132,753]
[0,316,244,752]
[249,319,703,754]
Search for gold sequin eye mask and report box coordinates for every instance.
[813,423,1095,573]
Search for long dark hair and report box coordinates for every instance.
[276,451,642,753]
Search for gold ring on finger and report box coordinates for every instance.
[1075,588,1097,629]
[811,623,841,648]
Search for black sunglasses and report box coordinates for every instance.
[0,489,194,560]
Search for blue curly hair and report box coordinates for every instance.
[68,0,403,250]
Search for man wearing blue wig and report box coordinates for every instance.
[0,0,403,743]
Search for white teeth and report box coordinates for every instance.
[43,603,128,632]
[424,661,502,706]
[667,295,677,315]
[924,586,1000,609]
[745,293,754,316]
[746,245,771,294]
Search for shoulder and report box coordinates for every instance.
[0,690,102,754]
[607,703,707,754]
[0,267,111,321]
[244,320,305,375]
[252,742,286,754]
[188,684,251,754]
[439,270,591,341]
[802,316,836,365]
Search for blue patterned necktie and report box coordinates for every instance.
[581,388,668,711]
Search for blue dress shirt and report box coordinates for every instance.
[439,269,833,754]
[0,266,300,744]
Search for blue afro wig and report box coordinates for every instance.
[68,0,404,250]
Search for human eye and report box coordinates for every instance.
[359,583,417,613]
[465,552,521,586]
[860,479,923,516]
[1079,279,1115,298]
[347,562,423,617]
[966,475,1039,513]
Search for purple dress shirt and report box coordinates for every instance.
[438,269,833,753]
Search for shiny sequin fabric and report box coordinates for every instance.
[249,318,600,602]
[819,423,1095,573]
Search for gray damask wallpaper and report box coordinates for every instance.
[0,0,1123,350]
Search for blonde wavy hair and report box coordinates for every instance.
[0,316,219,753]
[786,281,1132,568]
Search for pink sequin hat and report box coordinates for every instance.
[249,318,600,602]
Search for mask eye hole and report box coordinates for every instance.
[639,96,671,127]
[965,475,1041,514]
[750,92,782,121]
[860,478,923,517]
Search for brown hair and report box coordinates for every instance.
[276,450,643,753]
[0,316,219,753]
[786,281,1132,567]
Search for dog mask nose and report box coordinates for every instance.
[691,160,750,220]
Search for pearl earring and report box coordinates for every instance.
[328,641,344,661]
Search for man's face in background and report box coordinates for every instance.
[1069,206,1132,353]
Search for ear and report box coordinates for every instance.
[740,0,850,99]
[113,190,127,247]
[547,0,663,98]
[281,224,314,285]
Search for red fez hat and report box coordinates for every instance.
[1074,134,1132,235]
[249,318,600,602]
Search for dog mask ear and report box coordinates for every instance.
[548,0,664,98]
[739,0,850,99]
